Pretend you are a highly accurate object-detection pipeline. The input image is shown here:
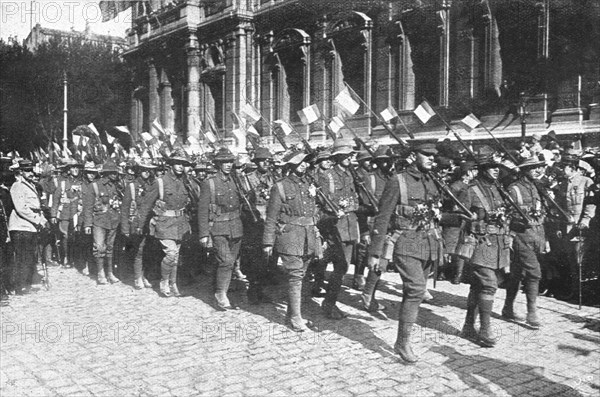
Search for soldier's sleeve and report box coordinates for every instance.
[580,177,596,226]
[137,181,159,230]
[50,182,61,218]
[197,179,211,239]
[368,176,400,257]
[81,183,94,228]
[263,184,282,247]
[120,182,133,235]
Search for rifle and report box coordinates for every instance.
[428,171,475,219]
[348,165,379,214]
[231,171,259,223]
[480,124,571,222]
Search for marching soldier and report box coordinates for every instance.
[80,162,100,276]
[198,148,244,310]
[263,150,320,331]
[367,143,444,363]
[120,159,157,290]
[555,153,596,300]
[502,156,548,329]
[353,150,374,291]
[458,152,513,348]
[138,150,192,297]
[50,158,84,268]
[318,140,360,319]
[360,145,394,312]
[82,159,122,285]
[442,161,477,284]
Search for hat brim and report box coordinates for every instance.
[520,160,546,169]
[285,152,309,165]
[331,148,355,156]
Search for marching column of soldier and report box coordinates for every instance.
[0,131,598,364]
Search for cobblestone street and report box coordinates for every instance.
[1,265,598,397]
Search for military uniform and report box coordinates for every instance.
[459,169,512,347]
[51,165,83,266]
[120,170,156,289]
[198,149,243,309]
[504,163,546,327]
[318,156,360,317]
[139,164,191,297]
[368,144,443,362]
[82,168,122,285]
[264,152,320,330]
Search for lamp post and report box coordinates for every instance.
[63,70,68,151]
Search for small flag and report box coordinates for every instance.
[72,135,82,146]
[232,129,244,143]
[273,120,293,136]
[328,116,345,134]
[380,106,399,123]
[115,126,130,134]
[106,134,116,145]
[247,124,260,136]
[204,129,217,144]
[240,103,262,124]
[460,113,481,132]
[334,88,360,116]
[151,119,166,139]
[141,132,154,142]
[297,104,321,125]
[413,101,435,124]
[52,142,61,152]
[88,123,100,136]
[169,135,177,145]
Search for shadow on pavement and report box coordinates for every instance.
[430,345,586,397]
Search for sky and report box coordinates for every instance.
[0,0,131,41]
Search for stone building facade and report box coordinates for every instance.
[122,0,600,151]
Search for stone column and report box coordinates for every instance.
[148,59,160,124]
[362,28,372,135]
[160,69,174,132]
[186,31,201,141]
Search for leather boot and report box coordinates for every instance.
[393,300,420,364]
[106,258,120,284]
[451,258,464,284]
[502,278,524,323]
[478,295,498,347]
[287,281,311,332]
[159,280,171,297]
[525,280,541,329]
[169,267,181,297]
[361,269,381,310]
[96,259,107,285]
[461,289,478,341]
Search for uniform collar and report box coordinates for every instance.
[406,164,424,180]
[217,170,231,181]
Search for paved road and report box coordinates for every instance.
[1,265,598,397]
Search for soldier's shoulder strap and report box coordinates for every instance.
[129,182,136,200]
[369,174,376,193]
[276,181,286,203]
[471,182,491,212]
[325,171,335,195]
[396,171,408,206]
[207,177,216,204]
[157,178,164,201]
[510,184,524,206]
[92,182,99,197]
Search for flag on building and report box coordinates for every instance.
[334,87,360,116]
[273,120,293,136]
[460,113,481,132]
[247,124,260,136]
[380,106,399,123]
[297,104,321,125]
[240,103,262,124]
[413,101,435,124]
[141,132,154,142]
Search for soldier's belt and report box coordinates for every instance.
[161,208,186,217]
[213,209,241,222]
[282,216,315,226]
